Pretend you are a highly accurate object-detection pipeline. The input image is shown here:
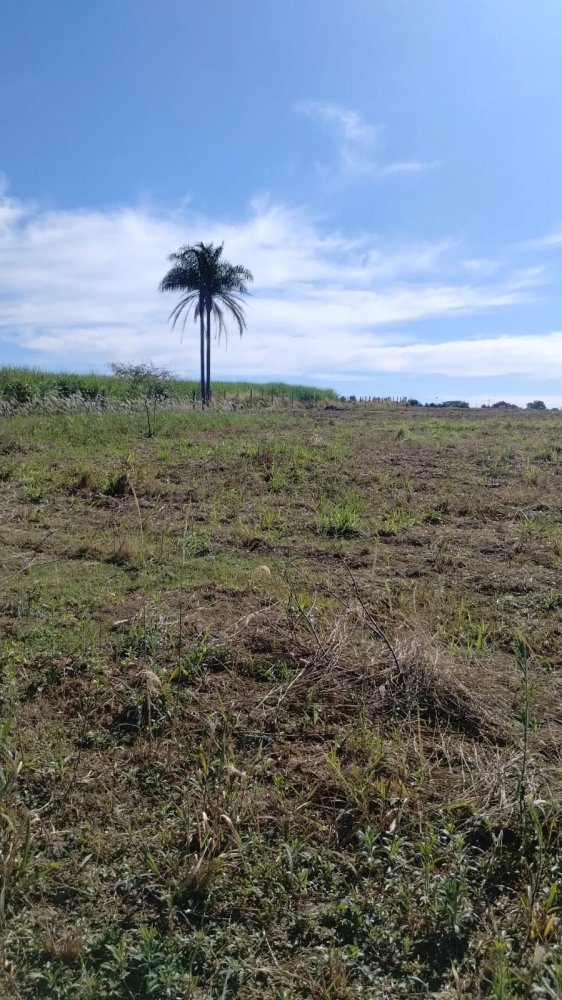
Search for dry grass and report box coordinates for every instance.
[387,629,517,738]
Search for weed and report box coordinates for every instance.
[523,462,542,485]
[394,424,411,441]
[319,500,360,538]
[266,464,287,492]
[0,723,37,923]
[184,531,212,558]
[378,506,418,535]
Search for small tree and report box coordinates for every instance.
[110,362,175,436]
[526,400,547,410]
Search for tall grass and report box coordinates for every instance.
[0,367,336,405]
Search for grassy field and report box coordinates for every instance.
[0,403,561,998]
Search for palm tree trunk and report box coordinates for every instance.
[199,295,205,407]
[206,299,212,406]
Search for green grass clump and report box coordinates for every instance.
[319,499,361,537]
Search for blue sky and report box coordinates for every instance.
[2,0,562,404]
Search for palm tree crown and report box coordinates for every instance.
[159,242,253,405]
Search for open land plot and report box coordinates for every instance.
[0,404,561,998]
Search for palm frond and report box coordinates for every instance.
[159,262,200,293]
[216,292,247,336]
[168,292,199,330]
[224,263,254,285]
[210,300,227,341]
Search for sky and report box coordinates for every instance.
[2,0,562,405]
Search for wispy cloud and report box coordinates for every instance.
[379,160,439,177]
[462,257,503,277]
[296,101,437,182]
[526,228,562,250]
[296,102,378,146]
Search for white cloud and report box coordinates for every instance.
[526,228,562,250]
[324,330,562,379]
[462,257,502,277]
[378,161,439,177]
[296,102,379,146]
[296,101,437,182]
[0,183,551,383]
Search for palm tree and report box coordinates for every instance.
[159,242,253,405]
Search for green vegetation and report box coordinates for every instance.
[0,366,336,407]
[0,404,561,998]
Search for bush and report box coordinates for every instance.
[526,400,547,410]
[110,362,176,436]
